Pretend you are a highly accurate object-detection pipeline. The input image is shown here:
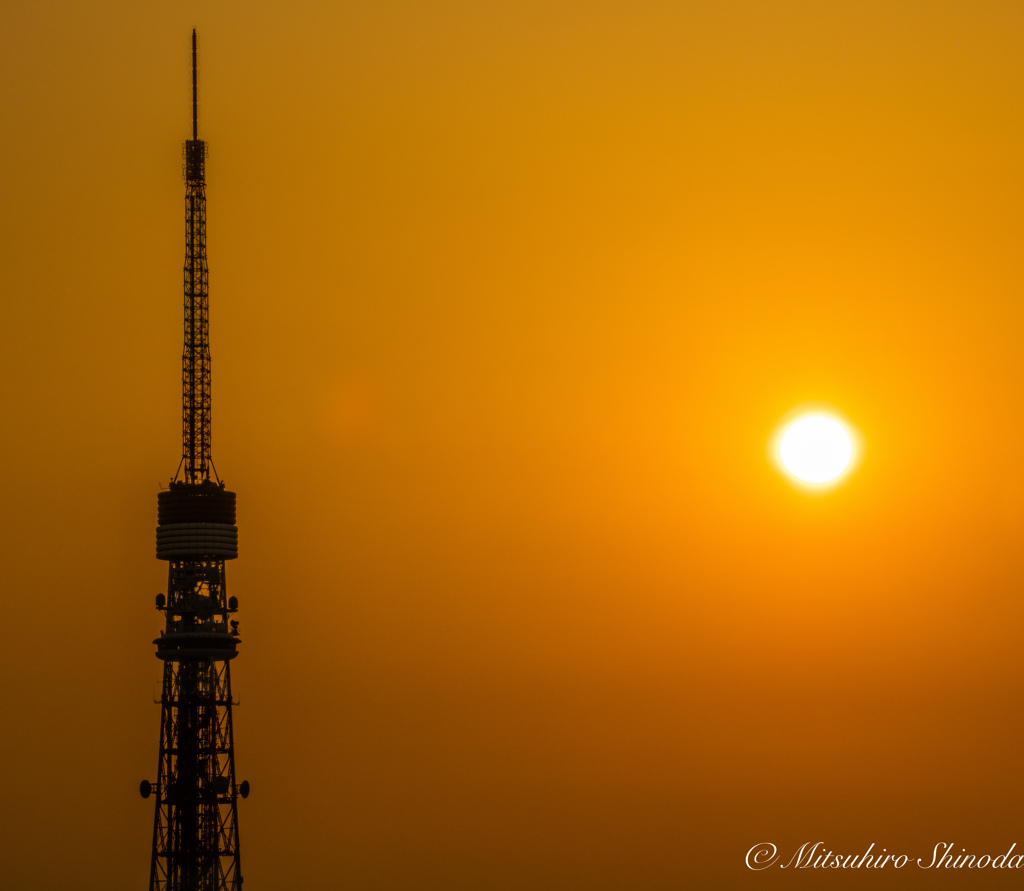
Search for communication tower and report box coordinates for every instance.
[141,30,249,890]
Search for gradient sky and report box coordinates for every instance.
[5,1,1024,888]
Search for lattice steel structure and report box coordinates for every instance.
[141,30,248,891]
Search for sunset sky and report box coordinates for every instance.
[5,1,1024,887]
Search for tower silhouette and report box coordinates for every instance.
[141,30,248,891]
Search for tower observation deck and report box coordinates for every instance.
[142,30,248,891]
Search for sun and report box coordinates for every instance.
[774,412,857,488]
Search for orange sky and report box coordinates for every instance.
[4,1,1024,887]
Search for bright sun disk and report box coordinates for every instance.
[777,413,855,486]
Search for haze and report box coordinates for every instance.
[3,2,1024,888]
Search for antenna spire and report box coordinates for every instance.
[180,30,211,484]
[191,29,198,140]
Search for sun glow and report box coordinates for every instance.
[774,412,857,488]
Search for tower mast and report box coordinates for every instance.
[142,31,249,891]
[182,26,212,485]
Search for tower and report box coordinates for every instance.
[141,30,248,891]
